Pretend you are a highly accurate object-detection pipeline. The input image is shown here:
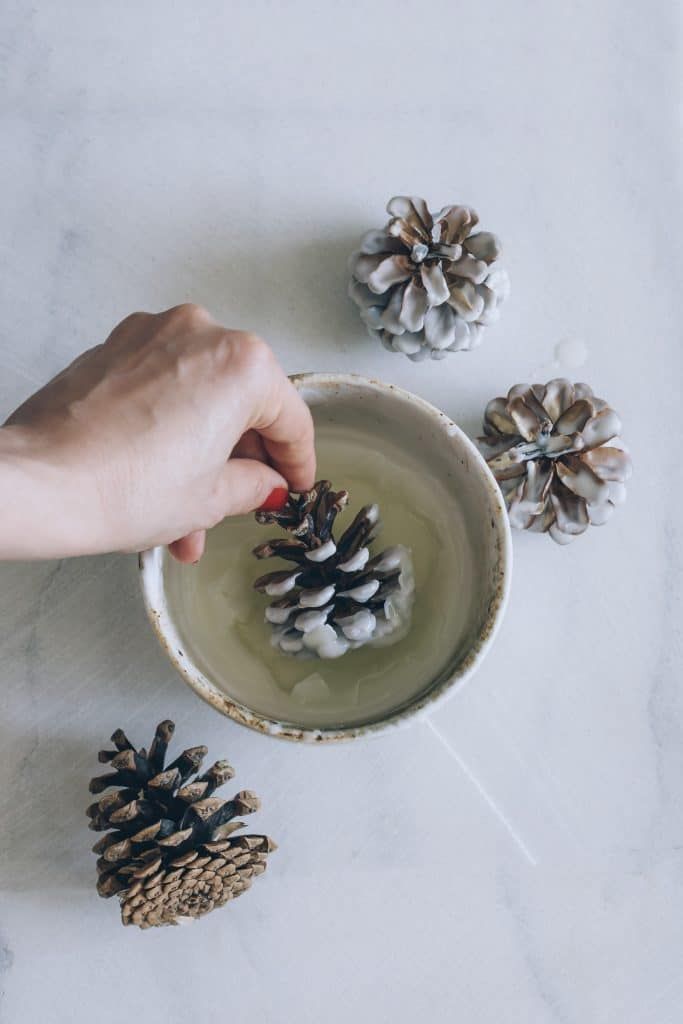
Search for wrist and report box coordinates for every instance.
[0,425,106,559]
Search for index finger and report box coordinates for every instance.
[252,371,316,492]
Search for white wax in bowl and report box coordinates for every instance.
[163,422,476,729]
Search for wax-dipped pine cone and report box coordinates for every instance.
[479,379,632,544]
[253,480,415,658]
[349,195,509,360]
[88,720,276,928]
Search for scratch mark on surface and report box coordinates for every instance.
[484,694,583,854]
[425,717,539,867]
[498,866,569,1022]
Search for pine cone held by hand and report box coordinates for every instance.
[349,196,509,361]
[253,480,415,658]
[88,720,276,928]
[479,379,632,544]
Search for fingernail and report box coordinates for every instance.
[258,487,289,512]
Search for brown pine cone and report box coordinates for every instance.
[88,720,276,928]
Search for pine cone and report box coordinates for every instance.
[479,379,632,544]
[253,480,415,658]
[348,195,509,361]
[88,720,276,928]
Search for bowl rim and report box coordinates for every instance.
[138,371,513,743]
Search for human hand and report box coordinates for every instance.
[0,304,315,561]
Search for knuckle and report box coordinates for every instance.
[121,311,150,324]
[211,331,239,368]
[168,302,212,327]
[233,331,273,371]
[299,401,315,439]
[110,311,150,337]
[285,382,315,442]
[200,330,274,380]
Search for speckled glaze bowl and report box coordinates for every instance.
[139,373,512,742]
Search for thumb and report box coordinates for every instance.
[168,460,288,565]
[216,458,289,518]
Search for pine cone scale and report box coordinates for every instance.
[583,447,631,481]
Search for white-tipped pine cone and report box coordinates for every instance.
[253,481,415,659]
[479,380,632,544]
[348,195,509,361]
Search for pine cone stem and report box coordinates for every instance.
[489,434,586,470]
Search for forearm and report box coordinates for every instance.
[0,427,102,560]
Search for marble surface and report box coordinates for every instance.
[0,2,681,1021]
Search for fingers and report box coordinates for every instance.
[214,458,289,518]
[168,530,206,564]
[231,429,268,463]
[252,374,316,492]
[168,457,288,564]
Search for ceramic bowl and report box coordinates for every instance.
[139,373,512,742]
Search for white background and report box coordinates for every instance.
[0,2,681,1021]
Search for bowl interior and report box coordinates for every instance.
[144,376,510,738]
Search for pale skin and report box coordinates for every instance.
[0,304,316,563]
